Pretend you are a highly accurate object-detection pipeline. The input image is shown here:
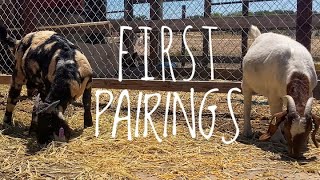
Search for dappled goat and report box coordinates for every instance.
[0,24,93,144]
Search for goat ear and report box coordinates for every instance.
[259,123,278,141]
[259,111,287,141]
[43,100,60,113]
[259,133,272,141]
[311,114,320,148]
[33,94,42,112]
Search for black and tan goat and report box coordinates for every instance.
[0,25,93,144]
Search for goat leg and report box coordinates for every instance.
[82,82,93,128]
[3,82,23,126]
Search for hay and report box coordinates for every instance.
[0,85,319,179]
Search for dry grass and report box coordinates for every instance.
[0,85,319,179]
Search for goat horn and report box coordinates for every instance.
[283,95,296,113]
[43,100,60,113]
[304,97,314,116]
[35,93,41,102]
[34,93,41,107]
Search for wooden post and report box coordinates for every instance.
[241,1,249,57]
[150,0,163,69]
[124,0,135,67]
[203,0,211,65]
[296,0,312,51]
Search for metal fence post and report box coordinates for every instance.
[181,5,186,57]
[124,0,135,67]
[150,0,163,70]
[296,0,312,51]
[241,1,249,57]
[203,0,211,65]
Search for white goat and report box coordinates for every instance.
[242,25,319,157]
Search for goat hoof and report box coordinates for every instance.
[84,121,93,128]
[23,131,30,136]
[2,116,13,128]
[243,129,253,138]
[28,130,36,137]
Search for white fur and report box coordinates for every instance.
[249,25,261,39]
[290,118,306,141]
[242,25,317,139]
[57,60,75,67]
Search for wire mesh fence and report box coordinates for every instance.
[0,0,319,81]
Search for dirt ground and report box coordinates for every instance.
[0,84,319,179]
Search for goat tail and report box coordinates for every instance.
[249,25,261,39]
[0,24,16,48]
